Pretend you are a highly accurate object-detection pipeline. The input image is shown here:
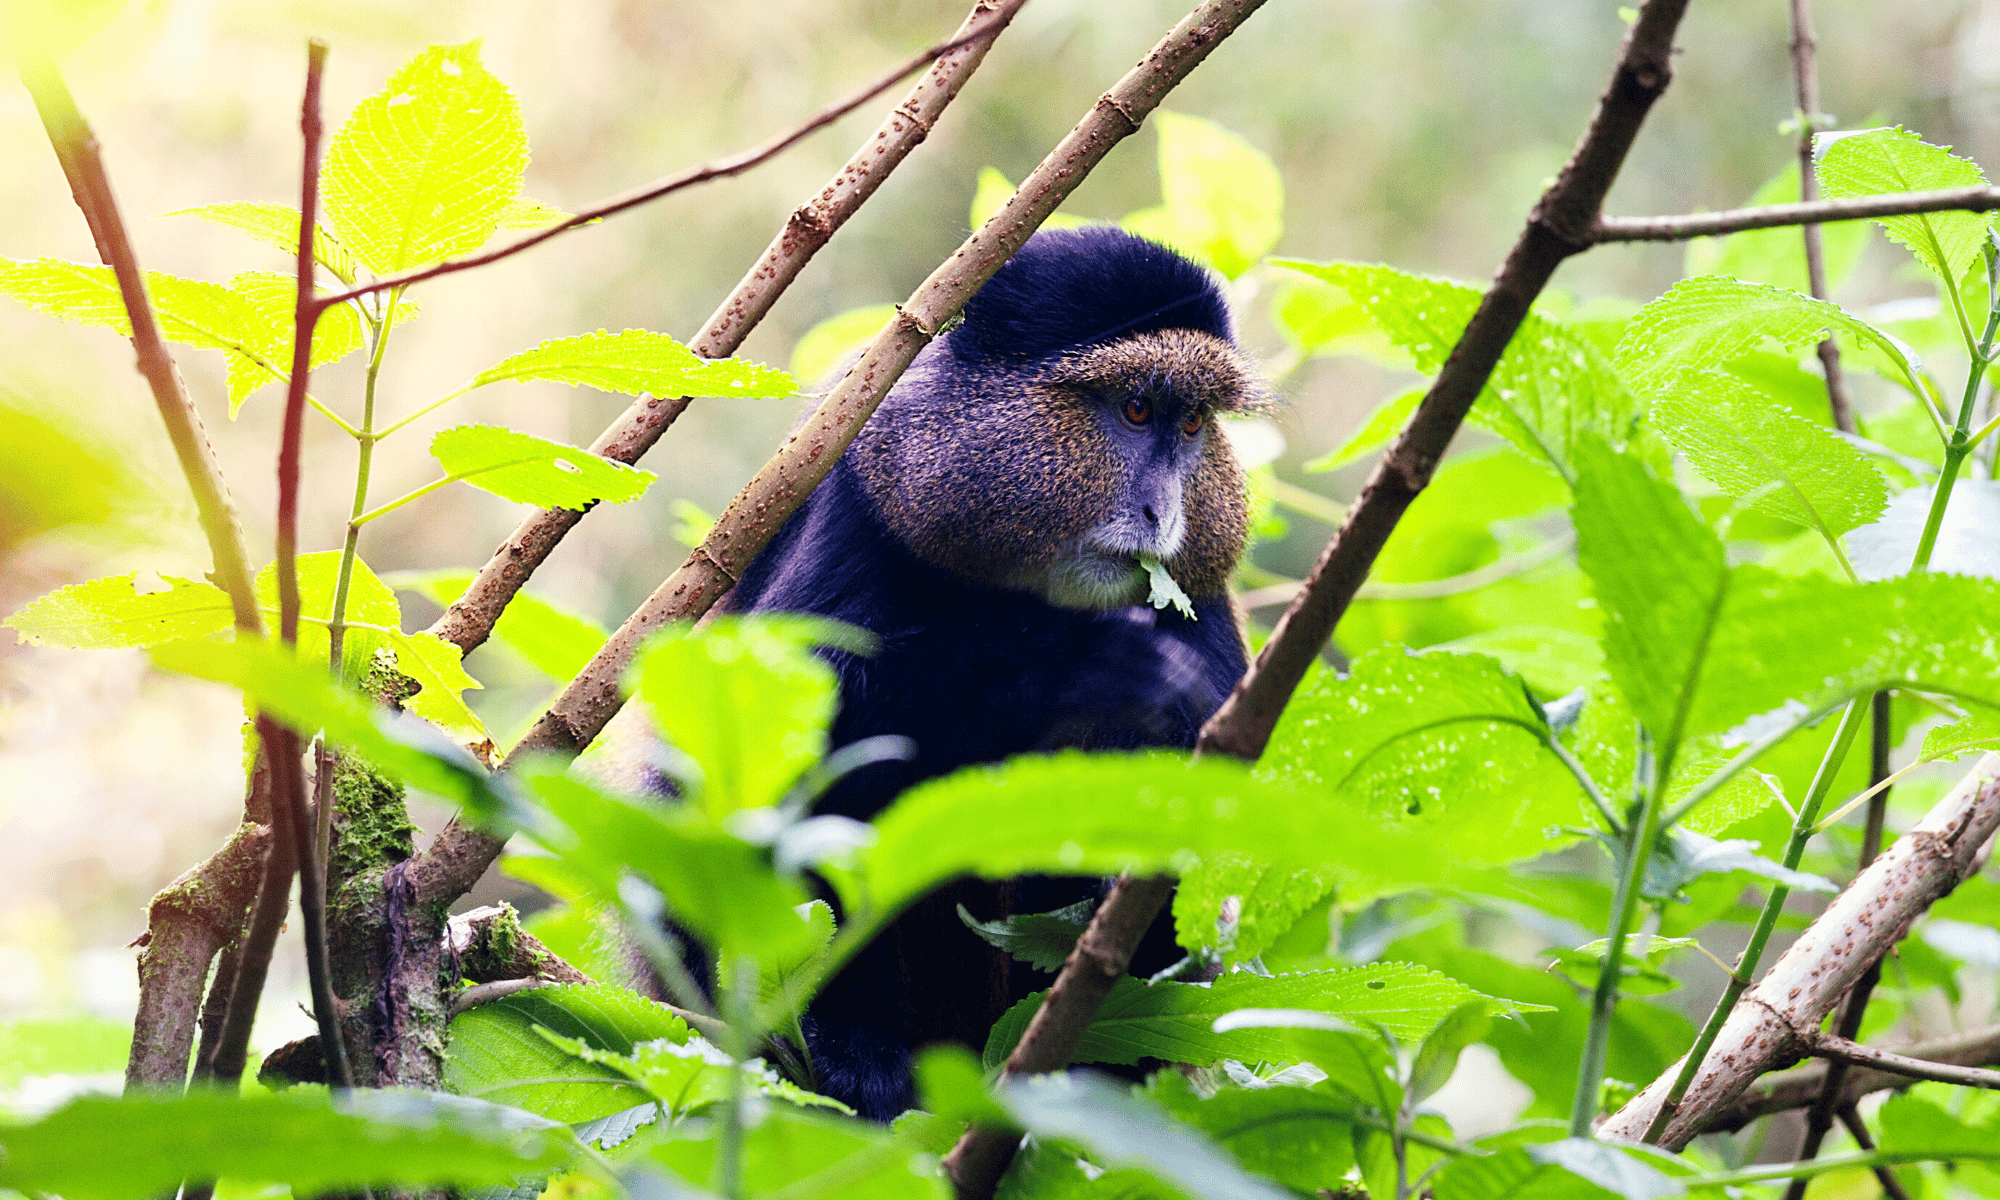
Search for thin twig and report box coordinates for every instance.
[1196,0,1692,764]
[311,10,1023,314]
[409,0,1270,909]
[1700,1024,2000,1133]
[1787,0,1853,430]
[1804,1029,2000,1090]
[17,57,260,633]
[206,723,301,1085]
[1593,185,2000,242]
[426,0,1025,658]
[276,41,351,1092]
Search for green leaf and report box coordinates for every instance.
[996,1072,1293,1200]
[323,41,529,273]
[960,900,1094,973]
[1260,649,1583,882]
[0,258,369,417]
[649,1103,945,1200]
[0,1089,576,1199]
[1276,261,1641,480]
[470,329,794,399]
[1819,127,1993,286]
[149,636,500,811]
[791,304,900,385]
[1173,855,1338,967]
[1682,163,1870,296]
[914,1044,1011,1126]
[1303,385,1420,472]
[539,1029,846,1118]
[498,195,572,229]
[164,200,359,285]
[855,753,1372,918]
[513,763,818,964]
[431,424,656,510]
[1641,830,1835,899]
[1197,1011,1402,1115]
[0,1017,130,1086]
[1523,1138,1685,1200]
[1270,276,1404,365]
[446,983,693,1123]
[986,965,1522,1070]
[1651,371,1887,543]
[253,551,401,686]
[1121,112,1283,279]
[1570,439,1727,758]
[633,616,862,818]
[391,569,606,682]
[1145,1072,1358,1193]
[1142,552,1197,618]
[1434,627,1604,700]
[221,269,365,413]
[1408,1001,1492,1104]
[1921,715,2000,761]
[3,572,233,648]
[1544,937,1698,998]
[1614,275,1928,406]
[390,628,487,744]
[1430,1144,1621,1200]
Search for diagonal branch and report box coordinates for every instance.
[1593,185,2000,242]
[408,0,1271,910]
[1600,754,2000,1148]
[426,0,1026,658]
[1196,0,1692,765]
[18,57,260,635]
[312,7,1025,314]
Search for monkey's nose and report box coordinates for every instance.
[1142,505,1159,526]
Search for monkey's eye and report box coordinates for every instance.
[1180,409,1205,437]
[1122,395,1154,426]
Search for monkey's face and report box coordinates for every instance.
[852,328,1257,610]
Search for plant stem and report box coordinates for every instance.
[1570,734,1663,1136]
[1642,698,1866,1143]
[718,957,752,1200]
[1912,241,2000,571]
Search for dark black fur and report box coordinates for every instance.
[728,227,1251,1119]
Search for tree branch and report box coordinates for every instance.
[1195,0,1691,764]
[1600,754,2000,1148]
[943,874,1176,1200]
[1804,1029,2000,1091]
[409,0,1272,909]
[1593,186,2000,242]
[311,6,1025,314]
[426,0,1026,658]
[126,823,271,1089]
[17,56,259,632]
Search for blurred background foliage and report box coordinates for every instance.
[2,0,1997,1126]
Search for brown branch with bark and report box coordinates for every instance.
[1196,0,1690,764]
[943,874,1177,1199]
[310,6,1024,316]
[1787,0,1853,430]
[408,0,1272,912]
[1593,186,2000,242]
[1803,1029,2000,1091]
[1701,1024,2000,1135]
[1600,754,2000,1148]
[427,0,1026,659]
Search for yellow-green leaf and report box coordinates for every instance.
[1819,127,1993,287]
[431,424,655,510]
[3,573,234,649]
[163,201,359,285]
[1121,111,1283,279]
[323,41,529,273]
[391,629,486,744]
[390,569,605,683]
[470,328,794,399]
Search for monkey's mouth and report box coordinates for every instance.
[1039,540,1153,610]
